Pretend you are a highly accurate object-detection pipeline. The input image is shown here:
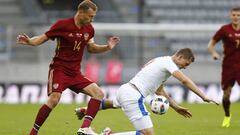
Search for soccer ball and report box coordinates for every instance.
[150,95,169,115]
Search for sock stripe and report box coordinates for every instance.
[33,123,40,131]
[34,123,40,128]
[101,99,105,109]
[85,115,93,121]
[81,98,101,128]
[136,131,141,135]
[33,127,39,132]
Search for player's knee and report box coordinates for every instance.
[52,98,60,106]
[223,90,231,99]
[92,89,104,99]
[47,93,61,108]
[140,128,154,135]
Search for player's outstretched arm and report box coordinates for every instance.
[87,36,120,53]
[16,33,48,46]
[155,85,192,118]
[172,70,219,105]
[155,84,178,109]
[173,106,192,118]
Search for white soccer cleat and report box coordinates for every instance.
[75,107,87,120]
[77,127,98,135]
[100,127,113,135]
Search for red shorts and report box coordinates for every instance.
[47,68,93,95]
[221,67,240,90]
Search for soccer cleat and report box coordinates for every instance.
[100,127,113,135]
[77,127,98,135]
[75,107,87,120]
[221,115,231,128]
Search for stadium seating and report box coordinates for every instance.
[144,0,237,23]
[0,0,26,24]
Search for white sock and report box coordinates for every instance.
[112,131,140,135]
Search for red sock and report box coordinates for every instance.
[29,104,52,135]
[29,128,38,135]
[81,98,101,128]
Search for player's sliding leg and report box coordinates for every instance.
[75,99,117,120]
[100,127,141,135]
[102,131,141,135]
[29,92,61,135]
[111,131,141,135]
[100,112,154,135]
[100,119,154,135]
[221,87,232,128]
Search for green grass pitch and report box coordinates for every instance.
[0,103,239,135]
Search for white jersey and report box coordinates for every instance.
[130,56,179,97]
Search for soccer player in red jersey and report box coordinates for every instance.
[16,0,120,134]
[208,7,240,128]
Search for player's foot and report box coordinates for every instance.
[100,127,113,135]
[77,127,98,135]
[75,107,87,120]
[221,115,231,128]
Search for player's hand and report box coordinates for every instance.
[203,97,219,105]
[174,106,192,118]
[212,52,220,60]
[16,34,30,45]
[107,36,120,49]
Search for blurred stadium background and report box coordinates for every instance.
[0,0,240,104]
[1,0,240,135]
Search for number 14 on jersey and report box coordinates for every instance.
[74,41,81,51]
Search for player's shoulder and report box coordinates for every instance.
[56,17,74,24]
[161,56,177,66]
[152,56,172,66]
[220,23,232,30]
[50,17,74,30]
[155,56,171,61]
[84,23,94,30]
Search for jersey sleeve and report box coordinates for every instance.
[213,26,224,42]
[165,59,179,74]
[87,38,95,44]
[45,20,64,40]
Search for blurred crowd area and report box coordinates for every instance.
[0,0,238,84]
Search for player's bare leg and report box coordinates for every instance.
[221,86,232,127]
[100,127,154,135]
[29,92,61,135]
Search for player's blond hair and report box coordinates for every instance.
[78,0,97,12]
[175,48,195,62]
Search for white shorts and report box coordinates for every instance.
[113,83,153,130]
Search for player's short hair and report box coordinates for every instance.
[175,48,195,62]
[78,0,97,12]
[231,7,240,12]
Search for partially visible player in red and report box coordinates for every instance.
[208,7,240,128]
[16,0,120,135]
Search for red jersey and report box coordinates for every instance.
[45,17,94,72]
[213,23,240,67]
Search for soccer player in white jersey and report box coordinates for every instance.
[75,48,219,135]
